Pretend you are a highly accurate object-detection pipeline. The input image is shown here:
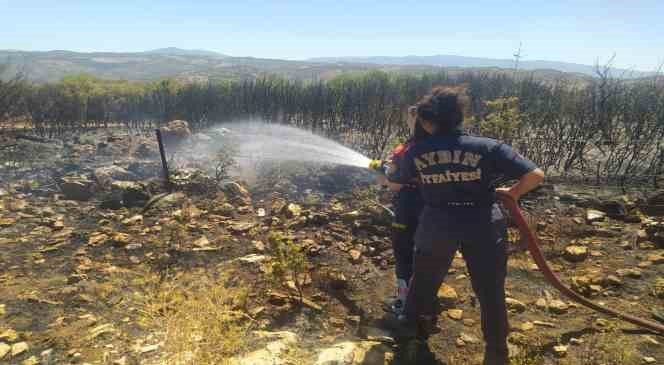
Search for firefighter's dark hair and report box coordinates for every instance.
[408,120,429,143]
[416,85,469,135]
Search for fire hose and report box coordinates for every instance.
[496,191,664,334]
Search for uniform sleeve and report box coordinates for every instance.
[387,149,417,184]
[491,143,538,181]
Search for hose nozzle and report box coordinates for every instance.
[368,159,386,174]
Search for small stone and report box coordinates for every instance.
[548,299,569,314]
[447,309,463,320]
[616,268,642,278]
[462,318,476,327]
[286,203,302,218]
[653,278,664,299]
[341,210,362,222]
[88,232,109,245]
[60,177,94,201]
[229,221,256,233]
[349,249,362,263]
[113,356,128,365]
[564,245,588,262]
[139,344,160,354]
[642,335,660,346]
[111,232,130,244]
[459,332,480,344]
[643,356,656,364]
[595,318,610,327]
[535,298,547,310]
[268,291,289,306]
[647,253,664,264]
[237,254,267,264]
[216,203,236,216]
[573,217,584,225]
[0,342,10,359]
[253,240,266,252]
[0,304,5,316]
[122,215,143,225]
[586,209,606,223]
[569,337,584,345]
[11,342,29,357]
[125,243,142,250]
[533,320,556,328]
[521,322,534,331]
[605,275,623,286]
[505,297,526,313]
[22,355,39,365]
[553,344,568,357]
[0,218,16,227]
[589,284,603,293]
[437,284,459,306]
[329,317,345,328]
[193,236,210,248]
[640,241,657,250]
[0,329,18,342]
[327,271,348,290]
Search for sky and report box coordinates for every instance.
[1,0,662,71]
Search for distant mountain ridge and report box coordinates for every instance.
[0,47,647,83]
[143,47,226,58]
[309,55,654,78]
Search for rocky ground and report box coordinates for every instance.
[0,122,663,365]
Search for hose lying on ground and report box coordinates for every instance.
[497,191,664,334]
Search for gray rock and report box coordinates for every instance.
[145,192,186,211]
[505,297,527,313]
[111,181,150,208]
[315,341,391,365]
[586,209,607,223]
[94,165,135,186]
[160,120,192,145]
[229,331,297,365]
[0,342,10,359]
[564,245,589,262]
[60,176,94,201]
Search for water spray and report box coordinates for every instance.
[162,121,662,333]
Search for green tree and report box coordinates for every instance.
[480,96,522,143]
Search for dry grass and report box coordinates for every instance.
[559,327,638,365]
[136,270,253,365]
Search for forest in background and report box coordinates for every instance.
[1,66,663,186]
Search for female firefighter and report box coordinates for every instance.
[375,107,428,315]
[387,86,545,365]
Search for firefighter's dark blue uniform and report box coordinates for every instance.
[389,131,537,364]
[387,142,424,285]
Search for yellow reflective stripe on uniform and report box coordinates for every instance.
[391,222,407,230]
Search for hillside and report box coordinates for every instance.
[0,48,419,83]
[310,55,654,78]
[1,48,600,83]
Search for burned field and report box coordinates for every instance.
[0,124,663,365]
